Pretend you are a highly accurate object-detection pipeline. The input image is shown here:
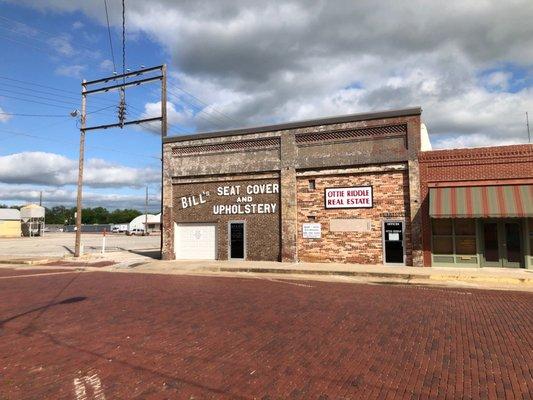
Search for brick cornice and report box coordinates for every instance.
[419,144,533,164]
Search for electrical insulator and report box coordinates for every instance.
[117,98,126,127]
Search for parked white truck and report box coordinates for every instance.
[111,224,128,233]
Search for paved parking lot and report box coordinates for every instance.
[0,232,160,257]
[0,270,531,399]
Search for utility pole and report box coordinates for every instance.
[74,80,87,257]
[160,64,167,254]
[144,186,148,235]
[39,191,42,206]
[527,112,530,143]
[73,66,166,257]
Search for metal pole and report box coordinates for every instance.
[74,80,87,257]
[160,64,167,256]
[527,112,530,144]
[145,186,148,235]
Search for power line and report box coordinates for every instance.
[0,75,179,134]
[103,0,117,73]
[0,77,149,117]
[0,87,86,107]
[0,92,117,117]
[0,14,95,52]
[122,0,126,77]
[0,94,75,110]
[0,75,83,95]
[0,112,68,118]
[118,0,127,127]
[166,88,231,130]
[0,89,118,117]
[0,82,87,103]
[87,104,117,115]
[0,34,53,55]
[0,74,163,121]
[0,76,119,108]
[167,80,239,124]
[0,125,161,160]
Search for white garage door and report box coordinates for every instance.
[174,223,216,260]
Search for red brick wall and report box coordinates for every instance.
[297,170,412,264]
[173,178,281,261]
[419,144,533,266]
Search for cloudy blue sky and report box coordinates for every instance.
[0,0,532,209]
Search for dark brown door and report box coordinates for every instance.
[503,222,522,268]
[482,221,524,268]
[482,222,500,266]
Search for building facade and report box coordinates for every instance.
[0,209,21,238]
[419,144,533,269]
[162,108,425,266]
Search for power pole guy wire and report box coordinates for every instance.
[103,0,117,73]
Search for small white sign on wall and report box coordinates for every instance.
[302,223,321,239]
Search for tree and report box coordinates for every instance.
[4,204,145,225]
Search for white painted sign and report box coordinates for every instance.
[302,223,321,238]
[179,183,279,215]
[388,233,400,241]
[325,186,373,209]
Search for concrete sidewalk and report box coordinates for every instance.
[110,258,533,290]
[2,253,532,291]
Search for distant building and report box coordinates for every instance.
[129,213,161,233]
[20,204,45,237]
[0,209,21,237]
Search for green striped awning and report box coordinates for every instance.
[429,185,533,218]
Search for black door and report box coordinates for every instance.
[384,221,404,264]
[503,222,523,268]
[230,222,245,259]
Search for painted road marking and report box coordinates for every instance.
[73,371,106,400]
[256,276,313,288]
[0,271,83,280]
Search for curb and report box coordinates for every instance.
[215,267,431,280]
[185,267,533,286]
[162,267,533,286]
[0,258,53,265]
[429,275,532,285]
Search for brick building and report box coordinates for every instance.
[161,107,426,266]
[419,144,533,269]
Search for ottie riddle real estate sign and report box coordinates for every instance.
[324,186,373,209]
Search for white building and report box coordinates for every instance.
[129,213,161,233]
[0,209,21,237]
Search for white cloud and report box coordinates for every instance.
[47,35,76,56]
[72,20,84,30]
[55,64,87,79]
[0,107,12,123]
[432,133,524,150]
[484,71,513,91]
[99,59,115,72]
[0,185,161,209]
[0,152,160,188]
[8,0,533,147]
[140,101,193,134]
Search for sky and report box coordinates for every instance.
[0,0,532,210]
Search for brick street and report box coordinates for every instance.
[0,270,532,399]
